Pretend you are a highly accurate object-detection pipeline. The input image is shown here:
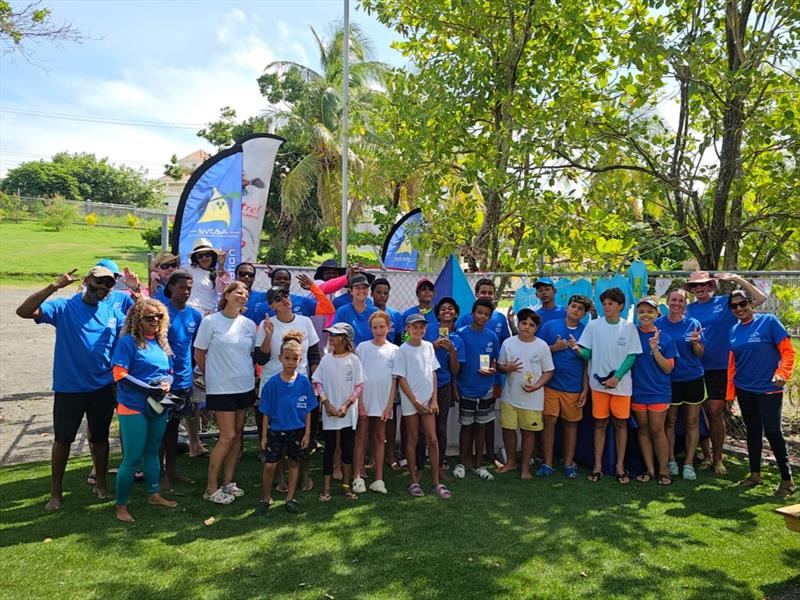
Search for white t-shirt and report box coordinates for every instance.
[312,352,365,431]
[256,314,319,393]
[356,340,398,417]
[194,312,257,395]
[183,264,221,316]
[499,336,554,411]
[392,341,440,406]
[577,318,642,397]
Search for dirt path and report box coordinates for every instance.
[0,286,100,466]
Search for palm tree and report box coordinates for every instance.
[263,22,388,243]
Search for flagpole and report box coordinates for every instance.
[340,0,350,268]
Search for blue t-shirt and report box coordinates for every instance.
[152,286,168,304]
[594,275,634,320]
[730,313,790,395]
[435,332,466,387]
[537,306,567,326]
[456,310,510,347]
[243,289,267,323]
[165,300,203,390]
[253,293,318,323]
[632,328,678,404]
[513,286,539,313]
[259,373,318,431]
[555,278,593,309]
[37,296,124,393]
[686,295,737,371]
[538,319,586,393]
[112,335,172,412]
[333,302,379,346]
[655,316,705,382]
[401,306,439,342]
[72,289,133,315]
[455,325,499,398]
[376,305,404,344]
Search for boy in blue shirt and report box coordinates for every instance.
[533,277,567,326]
[453,299,499,481]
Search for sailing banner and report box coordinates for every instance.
[381,208,423,271]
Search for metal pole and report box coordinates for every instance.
[340,0,350,268]
[161,201,169,250]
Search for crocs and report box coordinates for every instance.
[352,477,367,494]
[667,461,679,476]
[563,464,578,479]
[536,464,556,477]
[203,489,235,505]
[408,482,425,497]
[222,482,245,497]
[284,499,301,513]
[475,466,494,481]
[433,484,451,499]
[682,464,697,481]
[453,464,466,479]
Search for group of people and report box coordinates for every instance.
[17,243,797,521]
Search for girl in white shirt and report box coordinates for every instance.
[353,312,398,495]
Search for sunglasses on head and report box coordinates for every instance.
[142,314,165,322]
[237,271,255,279]
[729,300,749,310]
[159,262,178,270]
[93,276,116,288]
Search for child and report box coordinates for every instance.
[258,332,318,514]
[632,297,677,485]
[537,295,592,478]
[454,299,500,481]
[572,287,642,484]
[312,322,365,501]
[353,312,398,494]
[393,314,451,498]
[496,309,554,479]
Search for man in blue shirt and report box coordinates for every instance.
[370,277,404,344]
[16,265,127,511]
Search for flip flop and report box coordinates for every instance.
[586,472,602,483]
[301,478,314,492]
[389,461,402,472]
[188,448,210,458]
[657,474,673,486]
[635,472,654,483]
[318,491,332,502]
[341,484,358,501]
[616,471,631,485]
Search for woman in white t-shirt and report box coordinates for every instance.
[183,238,231,316]
[353,312,398,495]
[194,281,262,505]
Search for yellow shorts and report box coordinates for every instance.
[500,402,543,432]
[543,388,583,422]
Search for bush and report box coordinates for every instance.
[774,284,800,330]
[0,192,28,222]
[141,223,171,250]
[41,199,78,231]
[85,212,97,226]
[127,213,138,228]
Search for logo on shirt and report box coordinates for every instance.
[345,367,353,383]
[485,342,495,352]
[617,336,628,347]
[297,395,308,409]
[108,317,118,328]
[712,304,723,314]
[748,333,762,343]
[187,322,197,333]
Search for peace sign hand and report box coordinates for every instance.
[648,328,660,351]
[54,269,79,289]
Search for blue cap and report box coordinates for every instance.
[96,259,121,275]
[533,277,555,288]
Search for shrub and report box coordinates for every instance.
[0,192,28,222]
[127,213,138,228]
[141,223,172,250]
[42,199,78,231]
[85,212,98,226]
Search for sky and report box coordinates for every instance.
[0,0,404,179]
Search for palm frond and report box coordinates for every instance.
[281,152,323,217]
[264,60,321,82]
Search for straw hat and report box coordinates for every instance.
[189,238,222,258]
[150,250,179,271]
[683,270,717,291]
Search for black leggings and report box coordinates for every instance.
[323,428,355,476]
[737,389,791,481]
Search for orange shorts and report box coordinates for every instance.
[591,391,631,420]
[631,402,669,412]
[543,388,583,422]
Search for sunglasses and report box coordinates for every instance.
[93,277,116,288]
[237,271,255,279]
[142,314,165,322]
[729,301,749,310]
[159,262,178,270]
[271,292,289,303]
[196,252,214,260]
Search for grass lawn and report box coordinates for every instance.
[0,221,150,283]
[0,444,797,600]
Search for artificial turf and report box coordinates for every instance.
[0,444,797,600]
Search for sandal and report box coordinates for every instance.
[301,477,314,492]
[586,472,602,483]
[188,448,210,458]
[635,472,654,483]
[134,471,145,482]
[318,491,332,502]
[615,471,630,485]
[774,480,796,498]
[341,484,358,501]
[274,481,289,493]
[713,462,728,475]
[408,483,425,497]
[452,464,466,479]
[255,499,273,515]
[737,475,762,488]
[389,461,402,472]
[657,474,673,486]
[433,484,451,499]
[203,489,235,505]
[86,472,97,486]
[284,499,301,513]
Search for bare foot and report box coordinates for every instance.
[521,470,533,480]
[115,505,135,522]
[45,496,62,511]
[496,462,518,474]
[148,493,177,508]
[93,487,114,500]
[332,468,343,481]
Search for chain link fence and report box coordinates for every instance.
[251,264,799,463]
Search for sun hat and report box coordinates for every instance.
[313,259,346,281]
[323,322,355,339]
[683,271,717,291]
[150,251,179,271]
[189,238,221,258]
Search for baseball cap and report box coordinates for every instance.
[348,274,370,288]
[405,313,428,326]
[96,259,121,275]
[323,322,355,339]
[416,277,434,291]
[87,265,115,279]
[637,296,660,309]
[533,277,555,288]
[435,296,459,316]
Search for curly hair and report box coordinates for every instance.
[280,330,304,355]
[123,298,172,355]
[219,281,249,311]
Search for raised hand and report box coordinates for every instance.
[689,325,704,343]
[552,335,568,352]
[648,328,660,352]
[261,314,275,339]
[54,269,79,289]
[122,266,141,291]
[297,273,313,290]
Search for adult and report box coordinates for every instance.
[183,238,230,316]
[16,266,126,510]
[194,281,259,504]
[252,267,334,323]
[148,251,179,303]
[112,298,177,522]
[726,290,796,497]
[657,289,705,480]
[332,274,379,346]
[234,261,265,324]
[73,259,137,315]
[159,269,204,487]
[370,277,404,345]
[685,271,767,474]
[401,278,439,342]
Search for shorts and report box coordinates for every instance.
[631,402,669,412]
[53,384,116,445]
[543,387,583,422]
[205,389,256,412]
[458,394,496,426]
[670,378,705,406]
[591,390,631,420]
[401,394,431,418]
[170,388,195,419]
[500,402,543,431]
[264,428,306,463]
[703,370,728,401]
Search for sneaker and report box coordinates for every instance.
[352,477,367,494]
[453,464,466,479]
[255,499,272,515]
[667,461,679,477]
[284,499,301,513]
[369,479,388,494]
[563,464,578,479]
[536,464,556,477]
[222,482,245,497]
[682,464,697,481]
